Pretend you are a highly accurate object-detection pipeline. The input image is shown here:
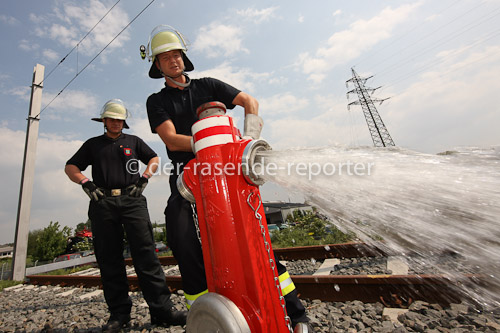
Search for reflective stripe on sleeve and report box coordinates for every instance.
[278,271,296,296]
[184,289,208,309]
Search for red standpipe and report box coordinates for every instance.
[179,102,290,332]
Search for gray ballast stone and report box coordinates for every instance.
[2,287,498,333]
[2,257,500,332]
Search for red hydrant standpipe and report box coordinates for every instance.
[178,102,290,333]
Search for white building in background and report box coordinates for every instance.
[0,246,14,258]
[263,202,313,226]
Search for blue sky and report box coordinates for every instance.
[1,0,499,244]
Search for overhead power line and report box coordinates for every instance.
[380,27,500,92]
[41,0,122,85]
[37,0,156,118]
[355,0,464,69]
[367,1,489,74]
[376,6,500,82]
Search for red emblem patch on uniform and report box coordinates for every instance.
[123,148,132,156]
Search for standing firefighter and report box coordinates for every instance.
[143,25,312,332]
[64,99,187,332]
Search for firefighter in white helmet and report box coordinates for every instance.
[142,26,312,332]
[91,98,130,129]
[65,99,187,331]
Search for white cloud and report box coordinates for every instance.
[0,14,20,25]
[29,13,46,24]
[191,62,268,94]
[236,7,278,24]
[425,14,439,22]
[381,44,500,152]
[267,76,289,86]
[41,89,99,118]
[192,23,248,58]
[35,138,84,197]
[0,127,25,167]
[0,127,86,243]
[6,86,31,100]
[267,112,347,150]
[259,93,309,116]
[333,10,342,17]
[297,3,421,82]
[308,73,327,85]
[19,39,40,52]
[30,0,131,56]
[120,56,132,66]
[129,116,162,144]
[48,23,79,46]
[0,128,25,243]
[0,124,168,244]
[0,73,10,89]
[43,49,59,61]
[261,91,357,150]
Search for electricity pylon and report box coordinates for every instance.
[346,68,395,147]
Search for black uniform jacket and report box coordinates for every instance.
[66,133,157,189]
[146,77,240,170]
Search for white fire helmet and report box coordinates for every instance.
[92,99,130,129]
[146,25,194,78]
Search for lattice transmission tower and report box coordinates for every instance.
[346,68,395,147]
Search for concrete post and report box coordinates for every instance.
[11,64,44,281]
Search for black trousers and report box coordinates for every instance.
[89,195,173,317]
[166,174,308,325]
[165,176,207,298]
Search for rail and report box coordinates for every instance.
[25,243,488,307]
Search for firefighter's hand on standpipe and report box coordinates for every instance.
[80,178,105,201]
[243,113,264,140]
[231,91,263,140]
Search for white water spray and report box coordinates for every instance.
[257,145,500,308]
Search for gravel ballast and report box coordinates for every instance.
[1,257,499,332]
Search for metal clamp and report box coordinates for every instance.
[176,171,196,203]
[241,139,271,186]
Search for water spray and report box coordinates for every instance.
[256,145,500,309]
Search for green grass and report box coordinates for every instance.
[0,280,23,292]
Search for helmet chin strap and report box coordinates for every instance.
[165,73,191,88]
[103,122,122,135]
[157,62,191,87]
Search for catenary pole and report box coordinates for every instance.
[11,64,44,281]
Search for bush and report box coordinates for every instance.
[271,210,355,248]
[72,237,92,252]
[31,222,72,262]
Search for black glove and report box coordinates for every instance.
[81,180,104,201]
[129,176,149,197]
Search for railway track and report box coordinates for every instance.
[25,242,486,308]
